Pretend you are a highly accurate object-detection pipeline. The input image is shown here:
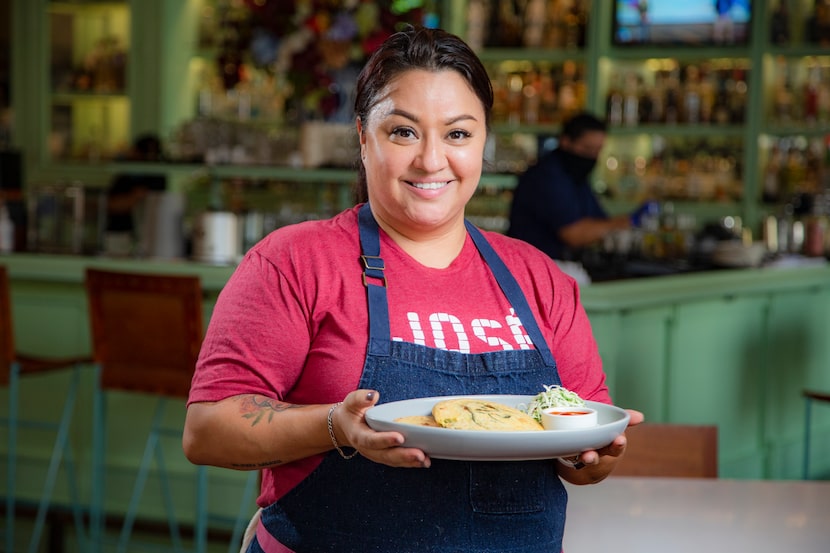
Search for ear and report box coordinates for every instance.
[356,117,366,159]
[356,117,366,146]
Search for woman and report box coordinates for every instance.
[184,26,643,553]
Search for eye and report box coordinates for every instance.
[391,127,417,140]
[448,129,473,141]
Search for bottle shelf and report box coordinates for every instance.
[12,0,830,237]
[608,125,747,138]
[603,46,752,62]
[51,91,128,102]
[46,0,130,163]
[477,48,587,63]
[762,125,830,137]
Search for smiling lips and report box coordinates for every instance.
[408,181,450,190]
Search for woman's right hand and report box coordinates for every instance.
[333,390,432,468]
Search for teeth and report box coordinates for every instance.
[410,182,448,190]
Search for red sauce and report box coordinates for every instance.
[551,411,591,416]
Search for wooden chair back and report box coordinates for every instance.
[85,268,204,398]
[613,423,718,478]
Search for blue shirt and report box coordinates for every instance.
[507,149,607,260]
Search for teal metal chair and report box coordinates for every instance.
[1,265,92,553]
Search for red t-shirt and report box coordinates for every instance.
[189,205,610,505]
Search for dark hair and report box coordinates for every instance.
[352,25,494,202]
[561,112,607,141]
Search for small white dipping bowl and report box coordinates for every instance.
[541,406,598,430]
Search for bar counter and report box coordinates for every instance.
[2,253,829,528]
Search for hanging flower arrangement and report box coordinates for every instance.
[216,0,435,122]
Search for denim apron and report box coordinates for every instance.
[250,204,567,553]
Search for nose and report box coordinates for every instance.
[414,135,447,172]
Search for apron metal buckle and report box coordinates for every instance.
[361,255,387,288]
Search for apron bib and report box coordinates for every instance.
[252,204,567,553]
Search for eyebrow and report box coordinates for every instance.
[387,108,479,126]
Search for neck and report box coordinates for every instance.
[380,222,468,269]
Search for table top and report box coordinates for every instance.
[563,476,830,553]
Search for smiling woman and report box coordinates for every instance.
[183,25,641,553]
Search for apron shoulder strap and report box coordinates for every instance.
[465,220,556,368]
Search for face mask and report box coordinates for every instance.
[559,149,598,183]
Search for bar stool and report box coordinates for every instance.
[84,268,259,553]
[803,389,830,479]
[1,265,92,553]
[85,268,210,553]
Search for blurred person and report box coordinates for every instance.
[104,134,166,255]
[508,112,656,265]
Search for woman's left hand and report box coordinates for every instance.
[557,408,644,484]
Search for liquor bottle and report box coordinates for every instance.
[488,0,523,47]
[804,64,821,125]
[544,0,566,48]
[819,67,830,123]
[638,85,654,124]
[523,0,546,47]
[506,73,524,125]
[664,70,681,124]
[683,65,702,124]
[522,70,541,124]
[466,0,490,50]
[622,72,640,126]
[648,72,666,123]
[563,2,585,49]
[605,72,624,126]
[712,72,731,125]
[699,65,716,124]
[558,61,579,120]
[0,203,13,253]
[806,0,830,46]
[538,71,558,124]
[769,1,791,46]
[763,143,783,203]
[773,75,795,124]
[729,69,748,124]
[491,69,509,124]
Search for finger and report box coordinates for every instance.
[371,446,431,468]
[363,429,405,449]
[587,434,629,463]
[626,409,645,426]
[343,389,380,414]
[359,430,430,467]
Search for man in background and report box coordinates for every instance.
[508,111,655,265]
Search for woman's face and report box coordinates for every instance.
[358,69,487,239]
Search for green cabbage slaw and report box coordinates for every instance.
[526,384,586,423]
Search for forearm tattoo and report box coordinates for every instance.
[238,394,297,426]
[231,460,282,469]
[233,395,302,468]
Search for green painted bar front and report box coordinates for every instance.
[2,253,830,532]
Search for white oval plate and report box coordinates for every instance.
[365,395,630,461]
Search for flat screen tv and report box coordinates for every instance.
[613,0,752,46]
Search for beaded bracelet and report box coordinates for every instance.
[327,402,359,459]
